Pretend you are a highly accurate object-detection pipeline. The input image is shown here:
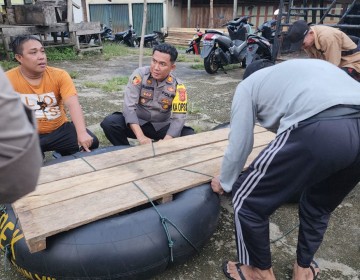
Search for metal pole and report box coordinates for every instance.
[233,0,238,19]
[187,0,191,28]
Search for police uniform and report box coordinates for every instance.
[101,66,194,145]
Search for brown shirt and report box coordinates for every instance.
[305,25,360,73]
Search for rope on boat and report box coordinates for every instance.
[132,182,199,262]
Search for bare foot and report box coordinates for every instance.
[223,261,247,280]
[292,260,320,280]
[223,261,276,280]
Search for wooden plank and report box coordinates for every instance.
[18,146,267,253]
[37,125,268,184]
[14,141,229,212]
[13,127,275,253]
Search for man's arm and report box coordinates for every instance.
[64,95,93,152]
[129,123,152,144]
[123,69,154,144]
[0,68,42,203]
[218,84,255,193]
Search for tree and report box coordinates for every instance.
[139,0,147,67]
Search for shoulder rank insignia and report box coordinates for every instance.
[166,76,174,84]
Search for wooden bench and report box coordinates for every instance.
[12,126,275,253]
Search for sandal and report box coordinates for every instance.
[222,261,246,280]
[310,260,320,280]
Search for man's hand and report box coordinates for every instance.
[137,135,153,145]
[163,135,173,140]
[77,131,94,152]
[211,175,225,195]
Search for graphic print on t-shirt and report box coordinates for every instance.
[20,92,61,120]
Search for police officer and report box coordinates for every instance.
[101,43,194,145]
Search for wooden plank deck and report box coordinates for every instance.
[12,126,275,253]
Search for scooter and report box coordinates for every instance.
[137,31,167,47]
[245,21,274,66]
[257,19,277,43]
[201,16,251,74]
[186,28,204,55]
[112,25,138,47]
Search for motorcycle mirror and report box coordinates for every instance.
[274,9,279,15]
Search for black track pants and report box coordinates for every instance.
[40,122,99,156]
[100,112,195,145]
[232,118,360,269]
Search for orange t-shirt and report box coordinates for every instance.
[6,66,77,134]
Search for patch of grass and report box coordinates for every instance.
[188,102,201,114]
[102,42,152,59]
[83,76,128,92]
[101,76,128,92]
[93,129,111,148]
[0,60,17,71]
[46,46,78,61]
[68,71,80,79]
[191,63,204,70]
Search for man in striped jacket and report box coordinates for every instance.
[211,59,360,280]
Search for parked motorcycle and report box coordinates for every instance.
[137,31,167,47]
[201,16,251,74]
[186,28,204,55]
[112,25,138,47]
[79,25,113,45]
[245,21,274,65]
[257,19,277,43]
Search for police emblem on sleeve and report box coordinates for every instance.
[132,75,142,85]
[172,84,187,113]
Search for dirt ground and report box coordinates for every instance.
[1,53,359,280]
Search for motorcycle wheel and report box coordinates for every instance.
[145,41,153,48]
[241,57,247,68]
[204,49,219,74]
[132,38,138,48]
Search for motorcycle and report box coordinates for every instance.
[201,16,251,74]
[79,25,113,45]
[186,28,204,55]
[112,25,138,47]
[245,20,274,65]
[257,19,277,43]
[137,31,167,48]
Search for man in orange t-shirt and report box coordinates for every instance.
[6,35,99,157]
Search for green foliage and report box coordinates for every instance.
[0,60,18,71]
[191,63,204,70]
[45,47,78,61]
[83,76,128,92]
[68,71,80,79]
[102,42,152,59]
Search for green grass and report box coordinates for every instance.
[83,76,128,92]
[191,63,204,70]
[0,60,17,71]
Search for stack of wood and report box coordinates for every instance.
[165,27,227,47]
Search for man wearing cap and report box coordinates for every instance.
[287,20,360,81]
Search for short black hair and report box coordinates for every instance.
[153,43,178,63]
[243,59,275,79]
[11,35,43,55]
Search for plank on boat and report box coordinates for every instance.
[12,126,275,253]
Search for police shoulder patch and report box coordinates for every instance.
[132,75,142,85]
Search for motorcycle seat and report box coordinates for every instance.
[205,29,225,35]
